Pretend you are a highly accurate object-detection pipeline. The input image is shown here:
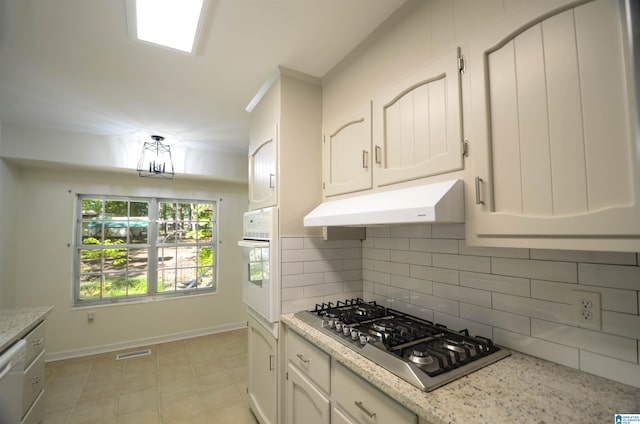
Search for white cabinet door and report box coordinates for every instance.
[331,361,417,424]
[373,48,464,188]
[470,0,640,239]
[285,363,330,424]
[323,102,373,197]
[248,315,278,424]
[249,124,277,210]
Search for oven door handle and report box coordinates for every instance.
[237,240,269,248]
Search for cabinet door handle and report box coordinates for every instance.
[269,354,275,371]
[354,401,376,419]
[296,353,309,365]
[362,150,369,169]
[475,176,484,205]
[269,173,275,189]
[374,145,382,165]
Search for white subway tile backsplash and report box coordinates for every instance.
[281,262,304,275]
[363,269,390,284]
[531,249,637,265]
[410,292,459,315]
[363,247,390,261]
[431,223,465,239]
[325,270,361,283]
[410,238,458,254]
[282,272,324,288]
[433,282,492,307]
[459,303,530,335]
[580,351,640,388]
[493,293,574,325]
[410,264,459,285]
[304,260,342,273]
[602,311,640,340]
[390,274,433,295]
[281,232,640,388]
[281,248,324,262]
[531,280,638,314]
[459,242,529,259]
[433,253,491,273]
[492,257,577,283]
[531,319,637,362]
[281,237,304,250]
[433,312,494,339]
[374,237,410,250]
[374,260,410,277]
[304,282,347,298]
[494,329,580,369]
[579,263,640,290]
[389,224,431,238]
[460,271,530,297]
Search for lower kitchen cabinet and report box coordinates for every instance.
[248,313,278,424]
[22,320,46,424]
[331,361,417,424]
[285,363,330,424]
[282,325,418,424]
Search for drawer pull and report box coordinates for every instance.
[296,353,309,365]
[31,376,42,385]
[355,401,376,419]
[31,338,44,346]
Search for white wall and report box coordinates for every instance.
[13,165,249,359]
[0,158,18,308]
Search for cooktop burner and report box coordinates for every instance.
[296,298,511,391]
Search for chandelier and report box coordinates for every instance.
[136,135,175,179]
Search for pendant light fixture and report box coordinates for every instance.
[137,135,175,179]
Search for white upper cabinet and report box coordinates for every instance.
[373,48,464,188]
[469,0,640,240]
[248,124,277,210]
[322,102,372,197]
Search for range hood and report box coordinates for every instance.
[303,179,464,227]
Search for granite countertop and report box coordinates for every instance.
[0,306,53,352]
[281,313,640,424]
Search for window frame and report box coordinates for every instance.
[73,194,218,306]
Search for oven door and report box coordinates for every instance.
[238,239,279,323]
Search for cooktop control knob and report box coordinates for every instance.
[342,326,351,336]
[335,321,343,332]
[350,329,359,340]
[359,333,369,345]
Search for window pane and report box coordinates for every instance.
[79,274,102,299]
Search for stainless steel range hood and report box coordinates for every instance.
[303,179,464,227]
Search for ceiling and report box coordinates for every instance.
[0,0,406,153]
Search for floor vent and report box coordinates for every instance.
[116,349,152,360]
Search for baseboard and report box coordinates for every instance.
[45,320,248,362]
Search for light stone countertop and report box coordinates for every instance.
[0,306,53,352]
[281,313,640,424]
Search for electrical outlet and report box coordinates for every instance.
[87,312,95,324]
[572,290,601,330]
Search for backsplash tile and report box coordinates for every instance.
[281,229,640,388]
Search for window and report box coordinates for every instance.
[75,195,217,305]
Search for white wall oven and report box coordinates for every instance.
[237,207,279,324]
[238,207,280,424]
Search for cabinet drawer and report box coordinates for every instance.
[21,388,44,424]
[332,361,417,424]
[22,350,45,416]
[24,321,45,367]
[287,330,330,393]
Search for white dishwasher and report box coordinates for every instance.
[0,339,26,424]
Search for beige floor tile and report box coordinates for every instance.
[44,328,255,423]
[115,405,162,424]
[67,398,117,424]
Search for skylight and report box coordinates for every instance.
[135,0,205,53]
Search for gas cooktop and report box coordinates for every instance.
[295,298,510,391]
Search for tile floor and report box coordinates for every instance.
[42,328,259,424]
